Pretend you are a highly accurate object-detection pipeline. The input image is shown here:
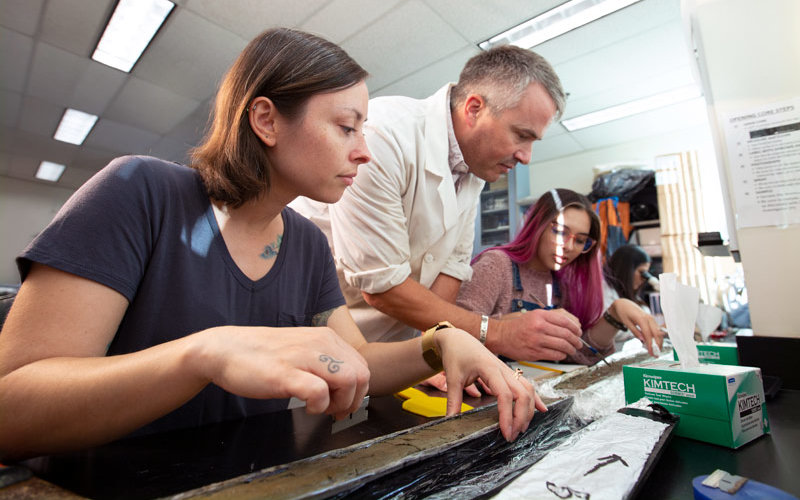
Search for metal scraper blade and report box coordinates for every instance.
[332,396,370,434]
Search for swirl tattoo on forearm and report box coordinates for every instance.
[319,354,344,373]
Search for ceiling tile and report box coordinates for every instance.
[58,164,99,189]
[0,0,44,36]
[71,147,118,176]
[164,99,211,146]
[0,0,728,200]
[534,0,681,66]
[0,152,11,176]
[104,76,200,135]
[6,153,42,180]
[301,0,402,43]
[564,65,696,118]
[0,90,22,127]
[555,20,692,115]
[422,0,562,43]
[133,9,247,102]
[40,0,114,57]
[18,95,62,137]
[69,60,128,115]
[0,27,34,92]
[529,132,586,163]
[371,46,479,99]
[568,98,708,150]
[340,0,469,89]
[149,136,193,165]
[73,145,116,165]
[186,0,328,41]
[84,119,161,155]
[543,120,569,139]
[0,127,78,161]
[27,41,90,105]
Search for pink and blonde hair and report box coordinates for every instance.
[474,188,604,327]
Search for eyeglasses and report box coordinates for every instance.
[549,222,596,253]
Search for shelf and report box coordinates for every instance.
[482,225,510,233]
[474,171,517,255]
[631,219,660,228]
[517,195,536,206]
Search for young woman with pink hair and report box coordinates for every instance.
[458,188,663,365]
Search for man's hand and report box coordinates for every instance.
[490,308,583,361]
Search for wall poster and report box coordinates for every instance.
[723,97,800,228]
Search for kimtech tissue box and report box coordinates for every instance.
[673,342,739,365]
[623,359,769,448]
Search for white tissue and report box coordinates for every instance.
[659,273,700,368]
[696,303,724,342]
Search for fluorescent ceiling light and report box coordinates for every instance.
[480,0,642,50]
[561,85,703,131]
[92,0,175,72]
[53,108,98,145]
[36,161,66,182]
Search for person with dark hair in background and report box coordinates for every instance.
[603,244,660,349]
[458,189,664,365]
[605,244,657,307]
[0,28,540,462]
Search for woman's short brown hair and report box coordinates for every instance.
[191,28,368,207]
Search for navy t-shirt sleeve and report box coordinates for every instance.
[18,156,172,300]
[283,207,345,319]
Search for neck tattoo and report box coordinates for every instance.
[259,233,283,260]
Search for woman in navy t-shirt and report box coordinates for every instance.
[0,28,541,461]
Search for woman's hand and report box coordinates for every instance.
[193,326,370,420]
[419,371,484,397]
[433,327,546,442]
[609,299,664,356]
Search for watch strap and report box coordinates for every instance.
[603,309,627,331]
[421,321,453,372]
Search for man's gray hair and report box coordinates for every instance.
[450,45,566,120]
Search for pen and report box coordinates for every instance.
[541,287,610,367]
[578,336,612,366]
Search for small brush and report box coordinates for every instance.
[578,336,612,366]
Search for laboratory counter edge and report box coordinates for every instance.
[0,389,797,499]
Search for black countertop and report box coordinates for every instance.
[636,388,800,498]
[3,388,798,499]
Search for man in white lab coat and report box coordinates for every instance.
[292,45,584,367]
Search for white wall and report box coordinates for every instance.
[0,176,74,284]
[688,0,800,338]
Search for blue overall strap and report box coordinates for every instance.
[551,272,561,302]
[512,261,524,291]
[511,261,557,312]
